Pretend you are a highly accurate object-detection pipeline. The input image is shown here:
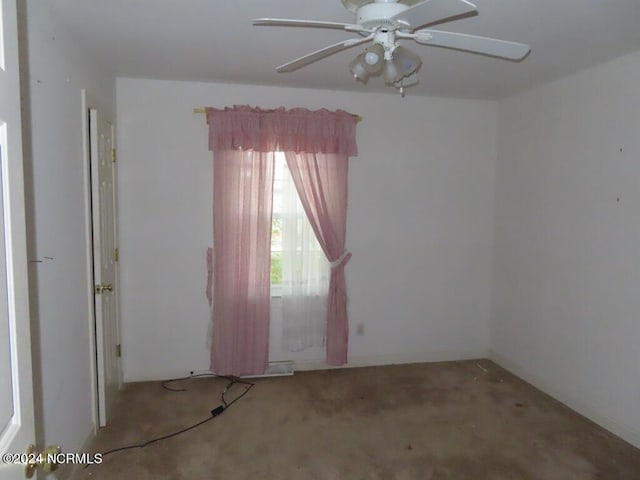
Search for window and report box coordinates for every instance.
[270,154,286,296]
[271,153,327,297]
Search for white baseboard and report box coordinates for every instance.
[293,349,489,372]
[126,350,490,381]
[489,350,640,450]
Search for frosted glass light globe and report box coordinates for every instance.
[364,51,379,65]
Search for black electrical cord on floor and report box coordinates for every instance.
[161,372,231,391]
[161,372,255,408]
[88,373,255,464]
[97,416,216,457]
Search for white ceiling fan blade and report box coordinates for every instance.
[253,18,369,33]
[276,35,374,73]
[412,29,530,60]
[390,0,477,31]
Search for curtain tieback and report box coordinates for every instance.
[330,250,352,270]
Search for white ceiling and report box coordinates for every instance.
[43,0,640,99]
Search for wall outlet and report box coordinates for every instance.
[356,323,365,336]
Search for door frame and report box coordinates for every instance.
[0,0,36,474]
[81,89,99,430]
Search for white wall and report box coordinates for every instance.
[22,1,115,456]
[117,78,498,381]
[492,50,640,448]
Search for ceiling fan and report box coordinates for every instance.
[254,0,530,95]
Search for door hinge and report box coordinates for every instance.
[95,283,113,294]
[114,248,119,262]
[116,344,122,358]
[111,148,116,163]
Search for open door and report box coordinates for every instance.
[0,0,37,478]
[89,108,120,427]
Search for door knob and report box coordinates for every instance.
[24,444,61,478]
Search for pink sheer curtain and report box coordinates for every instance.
[284,152,351,365]
[207,106,357,372]
[210,147,275,376]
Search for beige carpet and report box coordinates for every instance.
[74,360,640,479]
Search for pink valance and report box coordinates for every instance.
[206,105,358,156]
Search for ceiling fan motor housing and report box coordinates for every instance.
[356,2,410,30]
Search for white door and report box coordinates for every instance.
[0,0,37,478]
[89,109,120,427]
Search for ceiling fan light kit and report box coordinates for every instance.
[254,0,530,96]
[363,43,385,72]
[392,46,421,77]
[349,55,372,83]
